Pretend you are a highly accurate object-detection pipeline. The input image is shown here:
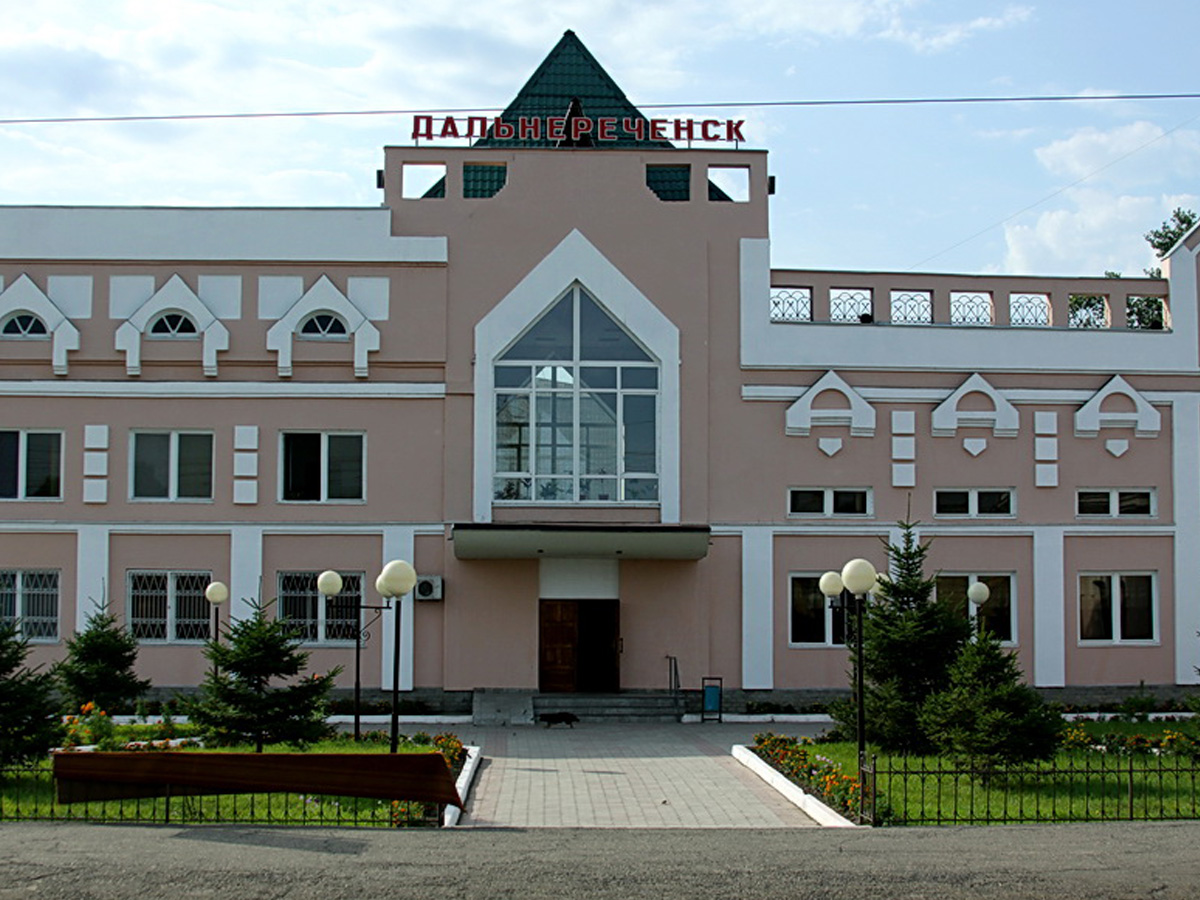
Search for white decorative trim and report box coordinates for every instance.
[382,527,417,692]
[785,371,876,437]
[891,411,916,435]
[1106,439,1130,458]
[741,527,774,690]
[233,481,258,505]
[1035,464,1059,488]
[891,463,916,487]
[891,437,915,460]
[114,275,230,377]
[234,426,259,451]
[1032,528,1066,687]
[931,373,1019,437]
[539,559,619,599]
[265,275,380,378]
[1075,375,1161,438]
[229,527,264,623]
[1034,411,1059,435]
[83,452,108,477]
[1172,399,1200,685]
[1035,438,1058,461]
[0,381,444,399]
[0,207,448,263]
[83,480,107,504]
[473,229,681,523]
[0,275,80,375]
[83,425,109,450]
[233,453,258,478]
[75,526,109,629]
[963,438,987,457]
[817,437,842,457]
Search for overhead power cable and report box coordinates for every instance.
[0,91,1198,127]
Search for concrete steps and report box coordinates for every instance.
[532,692,684,723]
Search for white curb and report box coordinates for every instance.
[443,745,481,827]
[731,744,859,828]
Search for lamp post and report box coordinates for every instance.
[204,580,229,679]
[376,559,418,754]
[821,558,878,776]
[967,580,991,635]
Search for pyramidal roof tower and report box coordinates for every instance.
[475,30,672,149]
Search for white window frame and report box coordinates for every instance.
[1076,488,1156,518]
[145,311,200,340]
[279,431,366,503]
[0,311,50,340]
[126,569,212,644]
[0,569,59,641]
[787,573,847,648]
[935,573,1017,647]
[933,488,1015,518]
[787,487,872,518]
[296,311,351,342]
[0,429,63,501]
[130,431,214,502]
[276,570,363,645]
[1078,572,1159,645]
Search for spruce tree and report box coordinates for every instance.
[831,521,970,753]
[185,600,340,752]
[55,611,150,714]
[0,622,59,765]
[919,629,1061,769]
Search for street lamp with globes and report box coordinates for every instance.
[820,557,879,776]
[376,559,418,754]
[204,580,229,678]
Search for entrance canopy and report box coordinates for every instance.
[451,523,710,560]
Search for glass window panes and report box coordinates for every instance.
[177,434,213,498]
[502,294,574,361]
[622,395,656,473]
[935,491,970,515]
[1079,576,1114,641]
[1119,575,1154,640]
[832,490,867,515]
[24,433,60,498]
[978,575,1012,642]
[0,431,17,497]
[149,313,198,336]
[283,433,323,500]
[134,433,171,498]
[129,572,170,640]
[0,570,59,640]
[2,313,48,336]
[327,435,363,500]
[1078,492,1111,516]
[791,577,827,643]
[1118,492,1152,516]
[977,490,1012,515]
[789,489,824,514]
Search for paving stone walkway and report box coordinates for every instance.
[452,722,821,828]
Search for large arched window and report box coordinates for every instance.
[494,284,658,503]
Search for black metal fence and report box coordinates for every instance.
[861,753,1200,826]
[0,763,443,827]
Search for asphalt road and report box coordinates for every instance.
[2,821,1198,899]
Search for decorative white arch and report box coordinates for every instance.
[266,275,379,378]
[785,371,875,437]
[931,373,1019,437]
[473,229,681,523]
[0,275,79,376]
[1075,375,1160,438]
[114,275,229,377]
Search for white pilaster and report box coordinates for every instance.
[741,527,774,689]
[74,525,110,630]
[1033,527,1066,687]
[229,527,264,622]
[381,527,417,692]
[1173,398,1200,684]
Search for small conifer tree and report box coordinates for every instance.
[0,622,59,765]
[55,609,150,714]
[185,599,340,752]
[831,521,970,753]
[919,629,1061,769]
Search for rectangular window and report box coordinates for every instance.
[936,574,1014,644]
[1079,573,1156,643]
[282,433,364,501]
[788,488,871,517]
[277,571,362,643]
[127,570,210,642]
[934,488,1014,517]
[789,575,846,646]
[132,432,213,500]
[1076,489,1155,518]
[0,569,59,640]
[0,430,61,499]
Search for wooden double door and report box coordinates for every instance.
[539,599,620,693]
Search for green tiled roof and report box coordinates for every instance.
[475,30,672,149]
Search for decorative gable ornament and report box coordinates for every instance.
[0,274,80,376]
[266,275,379,378]
[114,275,229,377]
[931,373,1019,438]
[1074,375,1160,438]
[785,371,876,437]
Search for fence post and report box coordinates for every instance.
[1128,756,1135,821]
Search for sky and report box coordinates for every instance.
[2,0,1199,276]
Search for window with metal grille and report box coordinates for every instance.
[0,569,59,640]
[829,288,872,323]
[277,571,361,643]
[890,290,932,324]
[127,571,210,642]
[769,288,812,323]
[949,292,993,325]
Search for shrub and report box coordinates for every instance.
[54,612,150,715]
[0,622,58,765]
[919,631,1061,768]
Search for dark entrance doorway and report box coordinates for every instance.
[538,599,620,693]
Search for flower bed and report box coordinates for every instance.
[751,732,860,819]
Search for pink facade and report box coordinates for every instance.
[1,33,1197,709]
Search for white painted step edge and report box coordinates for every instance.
[731,744,859,828]
[443,746,482,828]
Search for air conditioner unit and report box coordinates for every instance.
[414,575,443,601]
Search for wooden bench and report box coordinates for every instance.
[53,751,463,808]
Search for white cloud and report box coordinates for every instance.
[1002,188,1200,275]
[1034,122,1200,186]
[878,5,1033,53]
